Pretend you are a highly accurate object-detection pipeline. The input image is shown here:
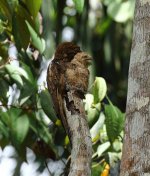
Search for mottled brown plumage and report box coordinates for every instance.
[47,42,91,138]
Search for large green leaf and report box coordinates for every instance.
[26,21,45,54]
[0,108,22,127]
[39,90,57,123]
[5,64,31,86]
[12,11,30,51]
[90,112,105,142]
[20,61,35,84]
[25,0,42,18]
[12,115,29,144]
[5,64,23,86]
[73,0,84,13]
[104,104,125,142]
[84,94,101,127]
[97,141,111,157]
[92,77,107,104]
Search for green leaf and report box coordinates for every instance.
[103,0,122,6]
[0,41,9,60]
[97,141,111,157]
[104,104,125,142]
[0,121,9,138]
[5,64,31,86]
[25,0,42,18]
[108,152,122,166]
[107,0,135,23]
[12,11,30,51]
[84,94,101,127]
[13,115,29,144]
[93,77,107,104]
[39,90,57,123]
[5,64,23,86]
[91,164,103,176]
[26,20,45,54]
[0,110,10,127]
[73,0,84,13]
[0,0,12,22]
[90,112,105,142]
[0,20,5,34]
[112,139,123,152]
[19,81,37,105]
[20,61,35,84]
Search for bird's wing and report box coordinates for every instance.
[47,61,70,137]
[47,61,60,117]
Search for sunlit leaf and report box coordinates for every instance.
[90,112,105,142]
[103,0,122,6]
[73,0,84,13]
[84,94,101,127]
[108,152,122,166]
[112,140,123,152]
[97,141,110,157]
[5,64,23,86]
[25,0,42,18]
[26,21,45,54]
[5,64,33,86]
[107,0,135,23]
[84,93,94,111]
[93,77,107,104]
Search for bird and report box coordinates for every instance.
[47,42,92,140]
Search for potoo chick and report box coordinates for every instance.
[47,42,91,137]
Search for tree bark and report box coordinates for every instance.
[120,1,150,175]
[64,90,92,176]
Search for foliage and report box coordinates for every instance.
[0,0,134,175]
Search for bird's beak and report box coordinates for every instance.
[85,56,92,65]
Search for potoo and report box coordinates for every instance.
[47,42,91,139]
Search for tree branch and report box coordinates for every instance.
[64,91,92,175]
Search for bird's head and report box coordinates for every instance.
[54,42,81,62]
[73,52,92,67]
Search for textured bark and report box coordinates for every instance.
[64,91,92,176]
[120,1,150,175]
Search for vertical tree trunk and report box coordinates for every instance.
[120,1,150,175]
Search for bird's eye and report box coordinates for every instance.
[55,61,60,65]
